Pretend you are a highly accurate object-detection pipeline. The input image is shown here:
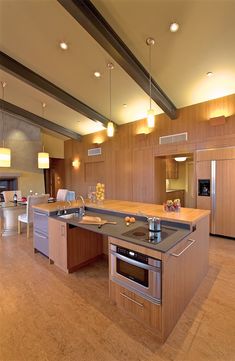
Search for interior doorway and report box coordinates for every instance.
[44,158,65,198]
[155,153,196,208]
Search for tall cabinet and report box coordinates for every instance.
[196,147,235,238]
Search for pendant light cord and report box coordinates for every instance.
[149,43,152,110]
[1,82,6,147]
[109,65,112,121]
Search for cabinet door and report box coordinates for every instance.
[213,159,235,237]
[48,218,67,272]
[162,215,209,340]
[110,281,162,335]
[166,159,178,179]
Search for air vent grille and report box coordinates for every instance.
[88,147,102,156]
[159,132,188,145]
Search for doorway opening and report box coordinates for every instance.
[154,153,196,208]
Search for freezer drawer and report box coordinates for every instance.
[34,231,49,257]
[34,211,48,234]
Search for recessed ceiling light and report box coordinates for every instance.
[59,41,68,50]
[206,71,213,77]
[169,22,179,32]
[94,71,101,78]
[123,103,127,108]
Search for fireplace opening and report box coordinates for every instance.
[0,178,18,202]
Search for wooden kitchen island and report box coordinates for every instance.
[33,199,210,342]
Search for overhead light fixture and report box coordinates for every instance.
[170,22,179,32]
[38,102,49,169]
[123,103,127,108]
[107,62,115,137]
[206,71,213,77]
[59,41,68,50]
[146,37,155,128]
[94,71,101,78]
[0,81,11,167]
[174,157,187,162]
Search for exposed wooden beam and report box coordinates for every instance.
[0,51,112,127]
[0,100,82,140]
[57,0,177,119]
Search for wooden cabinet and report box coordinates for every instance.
[161,215,209,340]
[166,158,178,179]
[110,281,162,335]
[48,218,103,273]
[165,189,185,206]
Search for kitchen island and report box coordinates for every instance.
[33,199,210,342]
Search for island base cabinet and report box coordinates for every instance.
[161,215,209,340]
[48,218,103,273]
[110,281,162,337]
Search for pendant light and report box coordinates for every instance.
[0,81,11,167]
[38,102,49,169]
[107,62,115,137]
[146,37,155,128]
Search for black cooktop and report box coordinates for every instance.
[122,226,177,244]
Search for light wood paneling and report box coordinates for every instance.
[84,161,105,184]
[162,215,209,340]
[213,159,235,237]
[65,94,235,203]
[196,146,235,161]
[166,158,178,179]
[109,281,162,336]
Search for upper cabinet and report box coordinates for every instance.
[166,159,178,179]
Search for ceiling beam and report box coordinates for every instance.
[57,0,177,119]
[0,51,112,127]
[0,99,82,140]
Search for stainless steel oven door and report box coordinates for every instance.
[110,244,161,302]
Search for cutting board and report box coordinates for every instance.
[79,215,117,226]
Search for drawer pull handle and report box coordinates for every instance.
[120,292,144,307]
[171,238,196,257]
[34,212,47,217]
[35,233,47,239]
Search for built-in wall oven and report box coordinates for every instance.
[110,244,162,304]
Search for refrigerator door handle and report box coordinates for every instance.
[211,160,216,234]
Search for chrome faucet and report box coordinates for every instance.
[77,195,85,216]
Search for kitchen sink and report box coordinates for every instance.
[59,213,76,219]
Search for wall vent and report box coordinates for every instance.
[88,147,102,156]
[159,132,188,145]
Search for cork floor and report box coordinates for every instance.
[0,233,235,361]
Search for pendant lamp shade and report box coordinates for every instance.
[107,121,114,137]
[0,81,11,167]
[38,152,49,169]
[0,147,11,167]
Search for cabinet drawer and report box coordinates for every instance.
[34,231,49,257]
[110,281,162,332]
[33,211,48,234]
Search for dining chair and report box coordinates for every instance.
[2,190,22,203]
[56,189,69,201]
[18,194,49,238]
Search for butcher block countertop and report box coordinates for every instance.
[33,199,210,225]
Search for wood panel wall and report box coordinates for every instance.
[65,94,235,202]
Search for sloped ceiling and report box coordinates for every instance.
[1,0,235,137]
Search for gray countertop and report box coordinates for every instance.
[49,207,191,253]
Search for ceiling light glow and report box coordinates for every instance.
[170,22,179,32]
[59,41,68,50]
[175,157,187,162]
[94,71,101,78]
[206,71,213,77]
